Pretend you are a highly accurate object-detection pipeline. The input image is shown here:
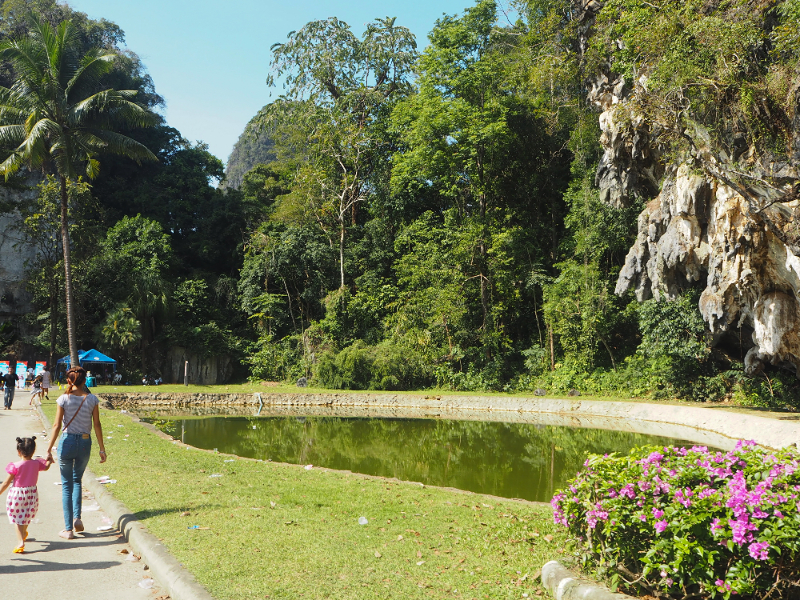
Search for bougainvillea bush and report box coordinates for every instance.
[552,441,800,599]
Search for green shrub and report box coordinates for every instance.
[313,341,433,390]
[552,442,800,599]
[246,335,308,382]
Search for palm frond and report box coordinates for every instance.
[71,91,158,129]
[0,124,26,146]
[85,129,157,164]
[0,151,24,179]
[66,50,114,97]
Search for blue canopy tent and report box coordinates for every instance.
[56,349,117,384]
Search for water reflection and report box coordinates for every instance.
[149,416,701,502]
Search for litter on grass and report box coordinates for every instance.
[96,476,110,481]
[208,473,223,478]
[358,516,368,525]
[304,464,313,470]
[223,459,235,462]
[99,479,117,484]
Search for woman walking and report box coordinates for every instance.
[45,367,107,539]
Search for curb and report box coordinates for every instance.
[542,561,636,600]
[36,404,216,600]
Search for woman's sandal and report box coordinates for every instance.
[73,519,84,532]
[12,545,24,553]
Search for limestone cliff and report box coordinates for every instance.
[592,73,800,376]
[583,2,800,376]
[0,181,38,326]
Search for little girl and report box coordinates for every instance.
[29,375,43,406]
[0,436,52,553]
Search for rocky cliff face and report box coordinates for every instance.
[592,70,800,376]
[0,181,38,327]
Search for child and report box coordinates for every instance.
[0,436,52,553]
[29,375,43,406]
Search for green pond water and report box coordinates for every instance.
[148,415,702,502]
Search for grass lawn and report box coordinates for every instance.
[41,401,568,599]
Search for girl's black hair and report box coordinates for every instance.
[16,436,36,458]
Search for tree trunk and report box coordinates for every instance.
[478,192,490,346]
[59,176,79,367]
[48,266,58,370]
[339,222,346,289]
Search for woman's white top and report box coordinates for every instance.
[57,393,99,435]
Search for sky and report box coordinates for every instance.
[65,0,501,166]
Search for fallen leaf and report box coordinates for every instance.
[374,551,382,558]
[543,534,554,542]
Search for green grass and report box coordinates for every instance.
[41,401,568,599]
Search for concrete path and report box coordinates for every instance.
[0,401,166,599]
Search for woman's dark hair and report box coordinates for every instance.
[66,366,87,394]
[16,436,36,458]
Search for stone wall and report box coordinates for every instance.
[163,347,233,385]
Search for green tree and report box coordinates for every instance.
[0,15,157,365]
[16,176,93,366]
[391,0,523,349]
[98,305,140,357]
[264,16,417,288]
[98,215,171,370]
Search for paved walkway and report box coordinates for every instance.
[0,400,165,598]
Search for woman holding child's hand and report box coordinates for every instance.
[45,367,106,540]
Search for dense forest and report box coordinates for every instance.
[2,0,799,407]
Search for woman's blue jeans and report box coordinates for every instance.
[58,433,92,531]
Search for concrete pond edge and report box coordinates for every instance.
[101,391,800,450]
[36,404,216,600]
[542,561,636,600]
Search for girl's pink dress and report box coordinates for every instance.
[5,458,47,525]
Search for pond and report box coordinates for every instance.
[146,413,706,502]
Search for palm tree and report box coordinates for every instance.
[0,15,157,365]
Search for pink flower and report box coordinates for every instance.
[655,520,668,533]
[748,541,770,561]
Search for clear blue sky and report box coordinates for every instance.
[66,0,505,165]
